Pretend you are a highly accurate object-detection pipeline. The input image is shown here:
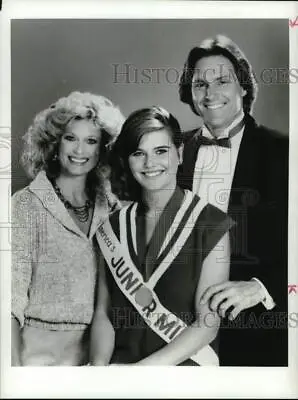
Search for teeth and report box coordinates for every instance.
[69,157,88,164]
[143,171,163,177]
[206,104,224,110]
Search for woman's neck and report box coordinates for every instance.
[55,175,88,205]
[142,185,176,216]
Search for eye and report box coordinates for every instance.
[131,150,144,157]
[87,138,98,145]
[63,134,75,141]
[193,81,205,89]
[155,147,169,155]
[218,77,231,85]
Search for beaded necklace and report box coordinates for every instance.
[52,180,93,223]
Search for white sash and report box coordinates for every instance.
[96,191,219,366]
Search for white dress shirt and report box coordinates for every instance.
[192,111,244,213]
[192,112,275,310]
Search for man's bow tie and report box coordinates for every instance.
[197,117,245,149]
[197,135,231,148]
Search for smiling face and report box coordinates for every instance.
[58,119,101,178]
[191,55,246,134]
[128,129,182,194]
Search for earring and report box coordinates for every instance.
[52,153,58,161]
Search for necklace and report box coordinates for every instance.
[52,180,93,223]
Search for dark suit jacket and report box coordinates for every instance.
[178,114,289,366]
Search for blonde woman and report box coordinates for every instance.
[11,91,125,366]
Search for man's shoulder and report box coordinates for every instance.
[258,125,288,160]
[257,123,288,142]
[245,116,288,159]
[248,115,288,143]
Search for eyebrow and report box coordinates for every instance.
[193,74,232,83]
[135,145,171,151]
[64,132,99,138]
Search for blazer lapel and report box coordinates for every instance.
[227,115,263,269]
[178,128,202,191]
[228,115,261,211]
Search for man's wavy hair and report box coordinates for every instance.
[21,91,125,202]
[110,106,183,202]
[179,34,258,116]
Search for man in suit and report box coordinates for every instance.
[178,34,288,366]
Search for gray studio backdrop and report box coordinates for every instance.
[11,19,289,194]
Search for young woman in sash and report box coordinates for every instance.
[11,91,124,365]
[91,106,233,366]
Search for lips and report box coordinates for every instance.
[68,156,89,165]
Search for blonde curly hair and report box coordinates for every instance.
[21,91,125,206]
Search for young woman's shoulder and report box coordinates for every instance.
[183,190,227,223]
[190,195,235,233]
[200,202,227,222]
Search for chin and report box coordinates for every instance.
[64,168,89,177]
[208,117,229,129]
[142,184,161,192]
[142,181,164,192]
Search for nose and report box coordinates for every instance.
[73,140,84,155]
[144,154,155,168]
[205,82,217,100]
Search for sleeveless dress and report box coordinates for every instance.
[105,186,232,365]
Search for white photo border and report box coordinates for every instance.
[1,1,298,398]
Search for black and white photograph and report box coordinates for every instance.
[1,0,298,398]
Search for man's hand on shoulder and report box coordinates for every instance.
[200,280,267,320]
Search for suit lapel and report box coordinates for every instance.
[178,128,202,191]
[227,115,265,271]
[228,115,261,211]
